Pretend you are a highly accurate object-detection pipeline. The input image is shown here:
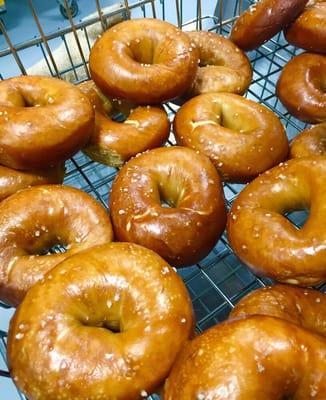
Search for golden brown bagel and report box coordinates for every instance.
[79,80,170,167]
[89,18,199,104]
[277,53,326,124]
[0,76,94,170]
[8,242,194,400]
[230,0,309,51]
[185,31,252,97]
[290,124,326,158]
[285,1,326,54]
[110,147,226,267]
[0,164,65,201]
[164,316,326,399]
[173,93,289,183]
[0,185,113,306]
[230,284,326,337]
[227,158,326,286]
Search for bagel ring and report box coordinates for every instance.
[230,284,326,336]
[110,146,226,267]
[290,123,326,158]
[0,185,113,306]
[173,93,289,183]
[277,53,326,124]
[230,0,309,51]
[0,76,94,170]
[89,18,199,104]
[79,80,170,167]
[227,158,326,286]
[8,242,194,400]
[0,164,65,202]
[285,1,326,54]
[184,31,252,97]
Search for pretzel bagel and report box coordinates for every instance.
[165,305,326,398]
[227,158,326,286]
[0,164,65,202]
[110,147,226,267]
[185,31,252,97]
[285,1,326,54]
[8,242,194,400]
[230,285,326,337]
[290,124,326,158]
[173,93,289,183]
[79,81,170,167]
[230,0,309,51]
[0,76,94,170]
[89,19,199,104]
[277,53,326,124]
[0,185,113,306]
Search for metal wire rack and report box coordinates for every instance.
[0,0,325,398]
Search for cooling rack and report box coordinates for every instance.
[0,0,325,398]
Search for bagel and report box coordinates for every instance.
[285,1,326,54]
[290,123,326,158]
[173,93,289,182]
[185,31,252,97]
[230,0,309,51]
[110,146,226,266]
[0,76,94,170]
[0,185,113,306]
[277,53,326,124]
[0,164,65,201]
[79,80,170,167]
[7,242,194,400]
[89,18,199,104]
[227,158,326,286]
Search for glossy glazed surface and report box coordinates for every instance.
[230,0,309,51]
[173,93,289,182]
[285,1,326,54]
[290,123,326,158]
[8,242,194,400]
[89,18,199,104]
[79,80,170,167]
[230,284,326,337]
[185,31,252,97]
[0,76,94,170]
[164,315,326,399]
[0,164,65,201]
[0,185,113,306]
[227,158,326,286]
[110,147,226,266]
[277,53,326,124]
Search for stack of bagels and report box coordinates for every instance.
[0,1,325,398]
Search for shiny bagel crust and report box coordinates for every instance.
[230,284,326,337]
[0,185,113,306]
[227,158,326,286]
[79,80,170,167]
[89,18,199,104]
[185,31,252,97]
[285,1,326,54]
[290,123,326,158]
[0,76,94,170]
[230,0,309,51]
[8,242,194,400]
[110,147,226,267]
[0,164,65,201]
[277,53,326,124]
[173,93,289,183]
[164,315,326,399]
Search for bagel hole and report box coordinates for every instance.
[103,320,121,333]
[283,209,309,230]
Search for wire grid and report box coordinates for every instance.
[0,0,326,398]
